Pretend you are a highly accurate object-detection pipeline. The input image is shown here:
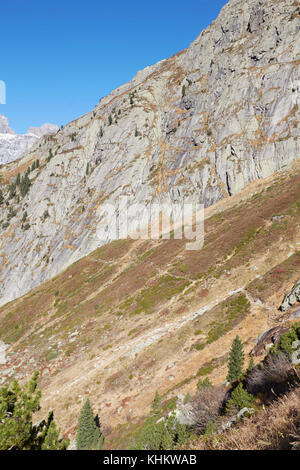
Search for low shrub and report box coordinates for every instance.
[190,385,226,434]
[246,354,299,398]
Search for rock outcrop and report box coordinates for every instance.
[0,0,299,306]
[27,123,59,138]
[280,278,300,311]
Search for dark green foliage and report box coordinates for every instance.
[132,413,188,450]
[7,207,16,221]
[129,90,137,105]
[41,418,64,450]
[108,115,112,126]
[131,392,188,450]
[16,173,21,185]
[76,399,104,450]
[248,357,254,372]
[47,149,54,162]
[269,323,300,357]
[0,372,68,450]
[182,85,186,97]
[42,209,50,221]
[8,183,16,200]
[20,174,31,197]
[227,335,245,382]
[152,391,162,414]
[0,189,3,205]
[225,383,253,414]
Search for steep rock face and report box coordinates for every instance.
[0,115,58,165]
[0,0,299,306]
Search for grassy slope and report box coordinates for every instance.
[185,385,300,450]
[0,160,299,446]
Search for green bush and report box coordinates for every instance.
[269,323,300,357]
[132,413,188,450]
[225,383,253,414]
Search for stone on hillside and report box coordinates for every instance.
[280,279,300,312]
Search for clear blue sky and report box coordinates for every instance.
[1,0,228,134]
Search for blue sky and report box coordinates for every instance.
[1,0,228,134]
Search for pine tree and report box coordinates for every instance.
[8,183,16,199]
[227,335,245,382]
[20,174,31,197]
[76,399,104,450]
[0,189,3,205]
[41,419,67,450]
[0,372,68,450]
[225,383,253,414]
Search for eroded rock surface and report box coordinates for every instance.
[0,0,299,306]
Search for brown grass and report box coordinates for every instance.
[189,386,300,450]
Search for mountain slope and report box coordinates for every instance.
[0,160,299,445]
[0,0,299,307]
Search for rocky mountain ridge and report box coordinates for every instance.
[0,0,299,307]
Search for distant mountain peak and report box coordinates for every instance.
[0,114,15,135]
[0,115,58,164]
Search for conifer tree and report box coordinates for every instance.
[227,335,245,382]
[225,383,253,414]
[20,174,31,197]
[0,372,68,450]
[76,399,104,450]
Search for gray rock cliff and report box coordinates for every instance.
[0,0,299,306]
